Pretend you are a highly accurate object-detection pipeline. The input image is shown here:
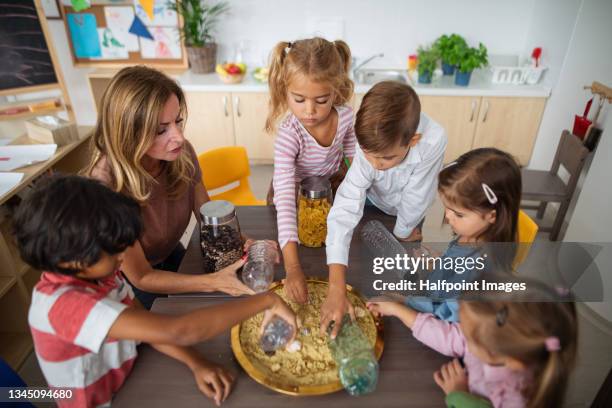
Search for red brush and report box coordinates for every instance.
[531,47,542,67]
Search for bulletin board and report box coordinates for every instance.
[60,0,188,69]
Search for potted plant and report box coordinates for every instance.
[417,45,439,84]
[455,43,488,86]
[434,34,467,75]
[169,0,229,73]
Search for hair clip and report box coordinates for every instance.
[284,42,293,54]
[545,336,561,352]
[482,183,498,205]
[496,305,508,326]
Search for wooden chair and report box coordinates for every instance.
[198,146,265,206]
[513,210,539,269]
[521,130,590,241]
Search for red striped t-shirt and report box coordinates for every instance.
[28,270,137,407]
[273,105,356,249]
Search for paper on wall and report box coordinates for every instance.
[0,144,58,172]
[134,0,178,27]
[96,27,130,59]
[140,27,181,59]
[104,6,140,52]
[67,13,101,58]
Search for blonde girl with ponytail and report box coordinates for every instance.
[368,278,578,407]
[86,66,253,308]
[265,38,356,304]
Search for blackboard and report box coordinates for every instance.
[0,0,59,93]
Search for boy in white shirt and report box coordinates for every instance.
[321,81,447,337]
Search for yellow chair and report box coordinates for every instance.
[513,210,539,268]
[198,146,266,206]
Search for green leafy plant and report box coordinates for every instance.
[168,0,229,47]
[434,34,467,66]
[456,43,488,73]
[417,45,439,76]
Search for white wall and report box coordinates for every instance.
[49,0,537,126]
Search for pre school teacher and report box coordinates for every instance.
[87,66,252,308]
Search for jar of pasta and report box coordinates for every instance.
[199,200,244,272]
[297,176,332,248]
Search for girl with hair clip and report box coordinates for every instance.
[86,66,255,309]
[368,278,578,408]
[265,37,356,304]
[407,148,522,322]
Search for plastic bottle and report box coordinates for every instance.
[360,220,409,278]
[242,240,278,293]
[260,316,294,353]
[328,315,379,396]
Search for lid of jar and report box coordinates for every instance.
[300,176,331,199]
[200,200,236,224]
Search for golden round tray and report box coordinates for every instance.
[230,278,384,396]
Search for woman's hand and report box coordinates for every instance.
[433,359,469,395]
[191,358,235,406]
[319,284,355,339]
[208,258,254,296]
[283,263,308,304]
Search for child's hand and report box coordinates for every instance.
[396,227,423,242]
[283,263,308,304]
[320,286,355,339]
[366,298,403,318]
[261,293,299,342]
[210,258,255,296]
[433,359,469,395]
[191,358,235,406]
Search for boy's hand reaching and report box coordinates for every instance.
[320,286,355,339]
[191,358,235,406]
[396,227,422,242]
[433,359,469,395]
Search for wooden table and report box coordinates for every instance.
[113,207,449,407]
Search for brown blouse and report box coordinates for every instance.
[90,142,202,265]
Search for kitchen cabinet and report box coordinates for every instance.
[183,92,235,155]
[355,93,546,165]
[232,93,275,162]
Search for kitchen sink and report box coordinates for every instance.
[354,69,409,85]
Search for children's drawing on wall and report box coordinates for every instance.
[97,27,129,59]
[134,0,178,26]
[104,6,140,52]
[140,27,181,59]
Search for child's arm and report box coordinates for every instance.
[121,244,254,296]
[394,121,447,240]
[108,291,296,346]
[282,242,308,303]
[366,299,419,328]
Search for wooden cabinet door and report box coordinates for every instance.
[232,92,275,162]
[420,96,480,163]
[183,91,235,155]
[472,97,546,165]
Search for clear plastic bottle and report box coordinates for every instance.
[360,220,408,278]
[242,240,278,293]
[328,315,379,396]
[260,316,294,353]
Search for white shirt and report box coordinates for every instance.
[326,113,447,266]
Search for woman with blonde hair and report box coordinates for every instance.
[86,65,252,308]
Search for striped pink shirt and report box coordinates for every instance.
[273,105,356,249]
[28,270,137,407]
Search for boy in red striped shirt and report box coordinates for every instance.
[14,175,296,407]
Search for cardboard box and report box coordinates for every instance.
[25,116,78,146]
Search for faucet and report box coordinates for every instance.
[352,53,385,79]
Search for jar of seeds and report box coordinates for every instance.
[297,176,332,248]
[200,200,244,272]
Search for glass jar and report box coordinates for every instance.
[328,315,379,396]
[242,240,278,292]
[297,176,332,248]
[199,200,243,272]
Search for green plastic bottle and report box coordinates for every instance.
[328,315,379,396]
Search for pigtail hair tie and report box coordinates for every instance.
[545,336,561,352]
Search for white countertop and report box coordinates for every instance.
[176,70,551,98]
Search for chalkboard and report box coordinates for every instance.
[0,0,59,93]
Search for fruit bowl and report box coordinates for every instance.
[216,62,246,84]
[218,73,245,84]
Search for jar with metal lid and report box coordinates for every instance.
[297,176,332,248]
[200,200,244,272]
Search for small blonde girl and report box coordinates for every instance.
[266,37,356,304]
[368,279,578,407]
[407,148,522,322]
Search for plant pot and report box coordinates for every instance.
[455,70,472,86]
[418,71,432,84]
[441,61,456,76]
[186,43,217,74]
